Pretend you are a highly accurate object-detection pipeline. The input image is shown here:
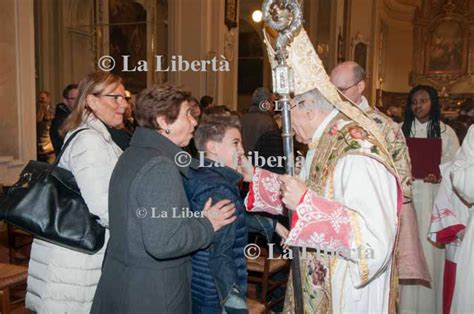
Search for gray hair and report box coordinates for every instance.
[194,114,241,151]
[251,87,272,107]
[295,88,333,113]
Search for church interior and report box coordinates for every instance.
[0,0,473,181]
[0,0,473,313]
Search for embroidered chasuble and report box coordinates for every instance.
[246,113,402,313]
[364,104,431,283]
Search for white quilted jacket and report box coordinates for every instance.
[26,115,122,313]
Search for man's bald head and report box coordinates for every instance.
[330,61,366,105]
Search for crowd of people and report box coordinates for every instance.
[28,32,473,314]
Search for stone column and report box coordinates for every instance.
[167,0,239,109]
[0,0,36,161]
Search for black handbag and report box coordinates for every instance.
[2,128,105,254]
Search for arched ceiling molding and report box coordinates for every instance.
[380,8,415,30]
[397,0,422,6]
[382,0,419,23]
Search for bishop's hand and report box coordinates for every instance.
[278,175,307,210]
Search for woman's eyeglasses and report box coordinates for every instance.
[101,94,127,102]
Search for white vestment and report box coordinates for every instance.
[247,110,399,313]
[399,119,460,314]
[450,126,474,313]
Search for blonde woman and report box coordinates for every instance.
[26,72,127,313]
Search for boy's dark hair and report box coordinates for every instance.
[194,114,241,152]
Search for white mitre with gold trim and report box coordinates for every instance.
[263,28,340,100]
[263,28,387,147]
[263,26,392,162]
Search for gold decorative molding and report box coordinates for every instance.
[224,28,236,61]
[351,31,370,71]
[411,0,473,93]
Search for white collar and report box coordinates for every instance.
[358,96,370,112]
[414,118,429,129]
[80,114,113,142]
[311,109,339,143]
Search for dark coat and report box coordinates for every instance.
[185,162,248,308]
[105,125,131,151]
[49,103,71,155]
[240,108,279,153]
[253,130,286,174]
[91,127,215,314]
[184,161,275,309]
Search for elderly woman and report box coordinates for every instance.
[26,72,127,313]
[91,85,236,313]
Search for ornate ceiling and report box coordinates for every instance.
[382,0,421,22]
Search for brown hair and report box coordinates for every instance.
[39,90,51,99]
[203,105,231,116]
[60,72,123,137]
[194,114,241,152]
[135,85,191,130]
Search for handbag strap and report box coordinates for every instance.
[51,128,88,169]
